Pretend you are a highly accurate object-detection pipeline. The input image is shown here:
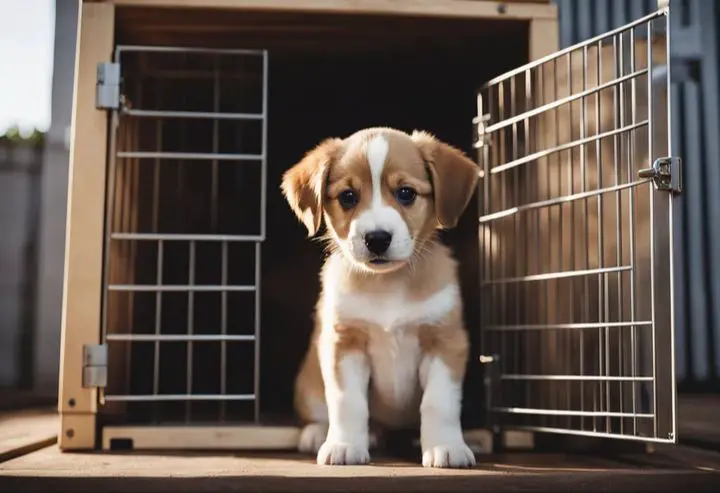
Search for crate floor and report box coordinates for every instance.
[2,398,720,492]
[2,442,720,493]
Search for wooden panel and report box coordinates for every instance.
[102,425,302,450]
[529,17,559,62]
[114,6,530,53]
[99,426,494,452]
[57,1,115,447]
[101,0,557,20]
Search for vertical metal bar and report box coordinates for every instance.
[595,39,608,433]
[211,55,220,231]
[536,64,544,426]
[531,71,540,420]
[665,9,678,442]
[566,49,575,431]
[511,74,520,414]
[581,45,589,431]
[524,69,532,416]
[152,114,163,414]
[553,58,562,429]
[614,30,624,434]
[481,86,494,421]
[628,25,639,436]
[478,88,490,420]
[486,84,495,415]
[220,241,228,421]
[261,51,269,239]
[497,80,506,409]
[153,241,163,397]
[121,119,133,399]
[186,240,196,421]
[254,50,269,423]
[211,54,221,420]
[646,18,658,438]
[254,241,262,423]
[127,66,143,407]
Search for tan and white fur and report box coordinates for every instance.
[281,127,479,468]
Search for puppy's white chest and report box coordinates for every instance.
[327,284,458,331]
[367,327,422,425]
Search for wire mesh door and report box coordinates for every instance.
[100,46,268,425]
[476,9,679,443]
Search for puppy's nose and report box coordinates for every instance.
[364,230,392,255]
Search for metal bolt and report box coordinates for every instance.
[66,429,75,439]
[68,398,76,408]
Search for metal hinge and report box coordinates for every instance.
[96,62,121,110]
[82,344,108,389]
[638,156,682,193]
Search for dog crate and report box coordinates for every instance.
[58,0,680,453]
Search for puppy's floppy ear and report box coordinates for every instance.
[281,137,342,237]
[411,130,480,229]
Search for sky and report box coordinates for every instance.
[0,0,55,136]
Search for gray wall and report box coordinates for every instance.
[0,145,42,389]
[32,0,78,396]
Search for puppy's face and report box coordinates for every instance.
[281,127,479,274]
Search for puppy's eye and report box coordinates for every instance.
[395,186,417,206]
[338,189,359,210]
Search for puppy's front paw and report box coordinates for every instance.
[317,441,370,465]
[298,423,328,454]
[422,442,476,469]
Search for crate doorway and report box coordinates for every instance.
[95,11,532,449]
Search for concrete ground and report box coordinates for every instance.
[1,401,720,493]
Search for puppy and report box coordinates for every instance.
[281,127,479,468]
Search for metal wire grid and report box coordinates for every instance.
[100,46,268,424]
[476,9,677,442]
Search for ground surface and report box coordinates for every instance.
[1,399,720,492]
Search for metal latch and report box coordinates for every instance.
[473,113,492,149]
[82,344,108,388]
[96,62,121,110]
[638,157,682,193]
[479,353,500,430]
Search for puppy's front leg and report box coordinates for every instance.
[316,331,371,466]
[419,353,475,468]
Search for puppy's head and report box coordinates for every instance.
[281,127,478,273]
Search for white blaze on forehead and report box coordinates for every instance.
[365,134,389,207]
